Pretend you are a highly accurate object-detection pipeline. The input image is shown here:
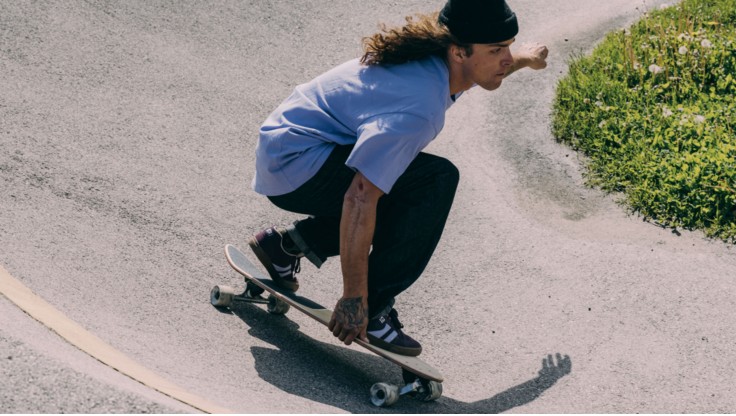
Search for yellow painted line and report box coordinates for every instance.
[0,265,233,414]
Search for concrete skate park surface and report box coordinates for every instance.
[1,0,735,413]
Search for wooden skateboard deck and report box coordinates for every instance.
[221,244,443,382]
[211,244,444,406]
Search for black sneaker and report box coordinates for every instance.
[248,226,301,291]
[367,309,422,356]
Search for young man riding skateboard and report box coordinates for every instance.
[249,0,548,356]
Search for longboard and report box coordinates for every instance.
[211,244,444,407]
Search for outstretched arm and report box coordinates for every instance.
[506,42,549,77]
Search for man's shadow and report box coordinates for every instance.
[221,301,572,413]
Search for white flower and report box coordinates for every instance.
[649,64,664,74]
[694,115,706,124]
[662,107,674,117]
[678,46,688,55]
[599,120,607,128]
[701,39,713,48]
[595,101,604,107]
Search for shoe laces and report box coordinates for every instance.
[388,309,404,329]
[293,257,301,275]
[277,229,301,276]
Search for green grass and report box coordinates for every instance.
[553,0,736,242]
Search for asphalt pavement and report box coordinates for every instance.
[3,0,736,413]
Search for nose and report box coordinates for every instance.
[503,48,514,67]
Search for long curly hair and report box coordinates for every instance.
[360,12,472,66]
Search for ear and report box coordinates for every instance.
[448,44,467,63]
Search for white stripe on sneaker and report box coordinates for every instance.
[273,264,293,277]
[368,324,391,339]
[383,330,398,343]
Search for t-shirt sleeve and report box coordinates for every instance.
[346,113,437,194]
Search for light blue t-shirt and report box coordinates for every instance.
[252,55,457,196]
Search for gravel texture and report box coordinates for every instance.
[2,0,735,413]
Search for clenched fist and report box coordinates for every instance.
[515,42,549,70]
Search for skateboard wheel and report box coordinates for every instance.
[417,380,443,402]
[266,295,290,315]
[370,382,399,407]
[210,285,235,307]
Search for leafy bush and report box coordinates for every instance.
[553,0,736,242]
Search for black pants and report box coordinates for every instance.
[268,145,459,316]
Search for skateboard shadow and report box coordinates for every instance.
[229,301,402,413]
[228,301,572,413]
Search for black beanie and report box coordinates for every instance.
[438,0,519,44]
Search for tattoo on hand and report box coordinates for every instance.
[335,297,367,327]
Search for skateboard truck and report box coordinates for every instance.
[210,282,291,315]
[370,370,443,407]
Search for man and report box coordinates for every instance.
[249,0,548,356]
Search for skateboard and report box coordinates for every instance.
[210,244,443,407]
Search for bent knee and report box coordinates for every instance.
[434,157,460,191]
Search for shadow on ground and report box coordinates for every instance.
[220,301,572,413]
